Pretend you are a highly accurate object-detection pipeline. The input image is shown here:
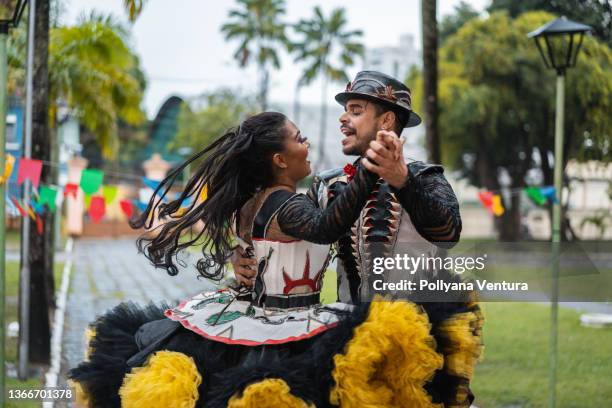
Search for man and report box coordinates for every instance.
[234,70,462,303]
[232,71,482,407]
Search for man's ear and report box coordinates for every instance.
[272,153,288,169]
[381,111,397,131]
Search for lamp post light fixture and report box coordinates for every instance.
[0,0,29,401]
[528,16,591,408]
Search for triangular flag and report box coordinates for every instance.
[142,177,161,191]
[10,196,27,217]
[35,214,43,235]
[102,185,118,205]
[31,200,46,215]
[119,199,133,219]
[88,196,105,223]
[492,194,505,216]
[80,169,104,195]
[199,184,208,202]
[17,158,43,188]
[133,199,147,212]
[38,185,58,212]
[478,191,494,212]
[0,154,15,185]
[541,186,559,204]
[525,187,547,206]
[64,183,78,199]
[25,202,37,220]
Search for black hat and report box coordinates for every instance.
[335,70,421,128]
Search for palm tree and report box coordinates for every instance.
[221,0,288,110]
[48,13,146,158]
[123,0,147,22]
[292,6,363,170]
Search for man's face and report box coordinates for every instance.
[339,98,383,156]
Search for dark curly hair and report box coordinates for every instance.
[130,111,290,280]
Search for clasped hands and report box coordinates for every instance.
[361,130,408,189]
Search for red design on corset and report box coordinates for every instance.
[282,251,324,295]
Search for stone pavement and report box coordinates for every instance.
[58,237,218,406]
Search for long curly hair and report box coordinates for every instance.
[130,112,290,279]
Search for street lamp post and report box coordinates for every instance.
[528,16,591,408]
[0,0,29,401]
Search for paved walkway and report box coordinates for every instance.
[58,238,217,406]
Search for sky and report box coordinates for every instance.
[65,0,490,118]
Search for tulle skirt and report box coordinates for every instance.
[69,292,483,408]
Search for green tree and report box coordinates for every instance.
[172,89,255,154]
[488,0,612,47]
[414,11,611,240]
[439,1,479,44]
[221,0,288,110]
[292,6,363,170]
[8,13,146,159]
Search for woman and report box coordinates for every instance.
[70,112,482,408]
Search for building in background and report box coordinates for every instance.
[363,34,420,80]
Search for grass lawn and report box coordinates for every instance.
[320,270,612,407]
[4,260,65,408]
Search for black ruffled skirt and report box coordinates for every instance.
[69,293,483,408]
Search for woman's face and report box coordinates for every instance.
[280,120,311,181]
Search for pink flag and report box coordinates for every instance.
[119,199,133,219]
[17,158,43,188]
[88,196,106,223]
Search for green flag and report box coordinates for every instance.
[525,187,547,206]
[102,185,118,205]
[38,185,58,212]
[80,169,104,195]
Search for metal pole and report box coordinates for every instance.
[19,0,36,380]
[549,73,565,408]
[0,23,9,406]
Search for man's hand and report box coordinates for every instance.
[230,246,257,287]
[362,130,408,189]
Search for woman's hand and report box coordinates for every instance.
[230,247,257,287]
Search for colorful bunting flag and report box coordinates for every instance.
[17,158,43,188]
[142,177,161,191]
[478,191,493,212]
[80,169,104,195]
[38,185,58,212]
[10,196,27,217]
[88,196,105,223]
[64,183,78,199]
[525,186,547,206]
[199,184,208,202]
[492,194,505,216]
[133,199,147,212]
[25,202,37,220]
[119,199,133,219]
[102,185,118,205]
[541,186,559,204]
[35,215,43,235]
[0,154,15,185]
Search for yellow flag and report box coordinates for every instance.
[492,194,505,216]
[0,154,15,185]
